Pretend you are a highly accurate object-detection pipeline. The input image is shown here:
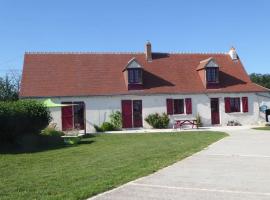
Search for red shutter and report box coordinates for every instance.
[242,97,248,113]
[185,98,192,114]
[61,103,73,131]
[225,97,231,113]
[121,100,133,128]
[166,99,173,115]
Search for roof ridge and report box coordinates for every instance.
[25,51,145,55]
[25,51,228,55]
[169,52,227,55]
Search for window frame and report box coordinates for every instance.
[167,98,193,115]
[206,67,219,83]
[128,68,142,84]
[226,97,241,113]
[173,99,184,114]
[229,97,241,113]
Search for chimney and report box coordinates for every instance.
[228,46,238,60]
[145,41,152,62]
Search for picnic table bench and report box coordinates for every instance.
[173,118,198,129]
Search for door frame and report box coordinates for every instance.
[210,98,220,125]
[61,101,86,131]
[121,99,143,128]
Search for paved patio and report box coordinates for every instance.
[89,127,270,200]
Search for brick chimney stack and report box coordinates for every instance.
[145,41,152,62]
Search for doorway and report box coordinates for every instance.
[210,98,220,125]
[121,100,142,128]
[61,102,85,131]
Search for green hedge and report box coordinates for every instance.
[0,100,52,142]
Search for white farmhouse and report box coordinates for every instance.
[20,42,270,132]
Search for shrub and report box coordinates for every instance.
[100,122,115,131]
[196,113,202,127]
[145,113,170,129]
[41,126,64,137]
[94,124,104,132]
[0,100,52,142]
[63,136,81,145]
[109,111,122,130]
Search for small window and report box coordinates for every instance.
[206,68,219,83]
[230,98,240,112]
[173,99,184,114]
[128,69,142,84]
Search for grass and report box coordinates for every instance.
[0,131,227,200]
[253,126,270,131]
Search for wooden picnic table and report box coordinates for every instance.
[173,118,198,129]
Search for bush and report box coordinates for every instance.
[109,111,122,130]
[100,122,115,131]
[145,113,170,129]
[94,124,104,132]
[196,113,202,127]
[41,126,64,137]
[0,100,52,143]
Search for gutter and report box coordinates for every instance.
[256,92,270,99]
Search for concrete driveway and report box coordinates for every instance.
[89,128,270,200]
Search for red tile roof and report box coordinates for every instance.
[20,52,269,97]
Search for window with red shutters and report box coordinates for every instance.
[167,98,190,115]
[225,97,241,113]
[166,99,173,115]
[242,97,248,113]
[185,98,192,114]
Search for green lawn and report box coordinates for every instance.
[0,131,227,200]
[253,126,270,131]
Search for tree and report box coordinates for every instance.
[0,72,21,101]
[250,73,270,89]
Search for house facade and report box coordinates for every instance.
[20,42,270,132]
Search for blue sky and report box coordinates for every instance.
[0,0,270,76]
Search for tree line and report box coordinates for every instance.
[249,73,270,89]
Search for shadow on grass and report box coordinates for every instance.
[0,134,95,154]
[82,134,97,138]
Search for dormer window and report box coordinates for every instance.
[123,57,144,90]
[128,68,142,84]
[197,57,220,88]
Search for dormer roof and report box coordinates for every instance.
[197,57,218,71]
[122,57,143,72]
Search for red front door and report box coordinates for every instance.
[62,102,73,131]
[211,98,220,125]
[122,100,133,128]
[133,100,142,128]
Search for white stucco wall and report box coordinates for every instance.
[44,92,270,132]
